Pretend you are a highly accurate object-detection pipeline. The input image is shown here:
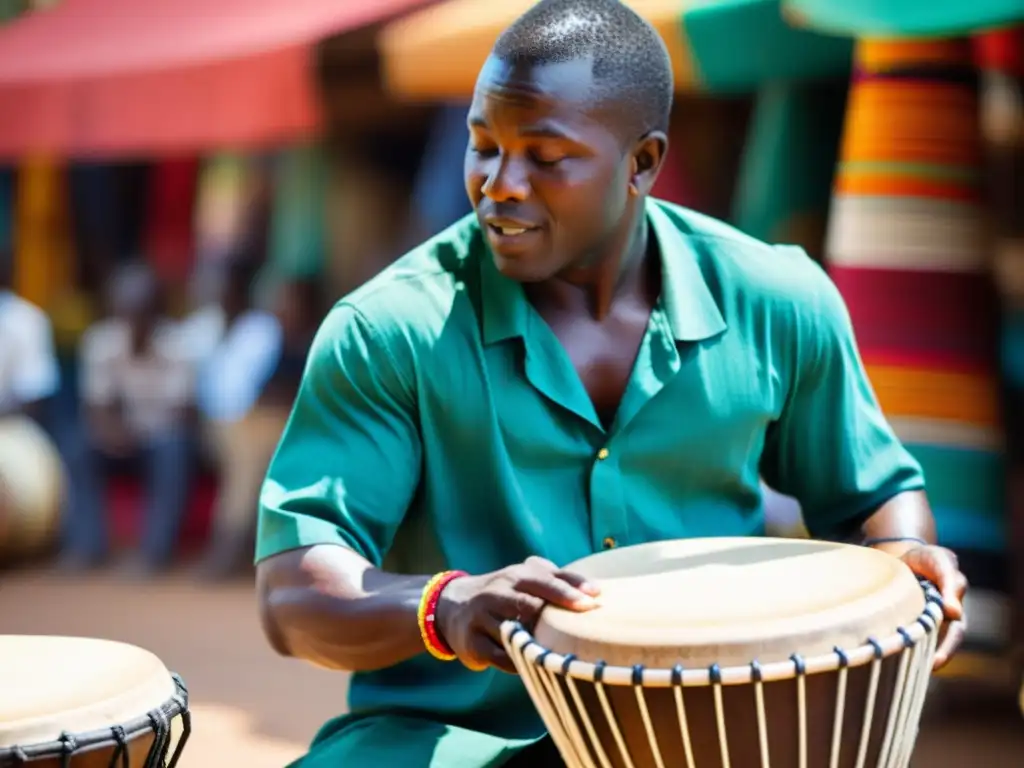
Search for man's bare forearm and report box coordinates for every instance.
[257,544,433,673]
[860,489,937,557]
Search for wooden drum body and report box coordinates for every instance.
[503,538,943,768]
[0,636,191,767]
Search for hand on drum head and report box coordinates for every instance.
[435,556,601,673]
[899,545,968,670]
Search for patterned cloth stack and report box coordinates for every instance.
[825,39,1006,556]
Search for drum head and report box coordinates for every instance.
[535,538,926,668]
[0,636,178,749]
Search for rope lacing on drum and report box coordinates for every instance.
[110,725,130,768]
[560,654,576,675]
[165,673,192,768]
[631,664,644,686]
[144,708,171,768]
[789,655,808,768]
[0,672,191,768]
[58,732,77,768]
[897,627,915,648]
[749,660,771,768]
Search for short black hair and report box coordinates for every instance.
[492,0,674,138]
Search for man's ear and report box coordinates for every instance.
[629,131,668,196]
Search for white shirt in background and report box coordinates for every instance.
[79,318,195,440]
[0,289,60,412]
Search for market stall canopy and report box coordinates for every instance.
[378,0,852,101]
[0,0,432,159]
[784,0,1023,37]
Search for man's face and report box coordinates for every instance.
[464,55,637,282]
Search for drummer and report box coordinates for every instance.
[255,0,969,765]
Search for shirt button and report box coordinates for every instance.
[602,537,617,550]
[597,447,610,460]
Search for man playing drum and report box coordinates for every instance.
[255,1,969,765]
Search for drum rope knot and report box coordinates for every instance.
[110,725,130,768]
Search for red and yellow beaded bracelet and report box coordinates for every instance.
[417,570,468,662]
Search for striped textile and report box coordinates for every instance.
[974,23,1024,648]
[826,38,1006,553]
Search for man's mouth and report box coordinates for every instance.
[488,223,532,237]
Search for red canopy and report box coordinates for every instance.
[0,0,430,158]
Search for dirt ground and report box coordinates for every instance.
[1,566,1021,767]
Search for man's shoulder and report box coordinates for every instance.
[654,199,837,314]
[328,214,483,344]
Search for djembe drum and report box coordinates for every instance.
[0,636,191,767]
[503,538,943,768]
[0,417,65,562]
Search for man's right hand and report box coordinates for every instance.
[434,556,601,673]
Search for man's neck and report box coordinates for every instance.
[528,213,653,321]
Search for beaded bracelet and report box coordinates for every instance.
[417,570,468,662]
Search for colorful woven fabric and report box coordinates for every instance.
[826,38,1005,553]
[975,23,1024,642]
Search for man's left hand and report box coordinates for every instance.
[898,545,968,670]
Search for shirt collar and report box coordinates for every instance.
[479,198,727,345]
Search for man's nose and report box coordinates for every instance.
[481,155,529,203]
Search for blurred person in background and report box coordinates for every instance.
[61,262,196,575]
[0,252,60,424]
[194,258,284,580]
[0,252,64,562]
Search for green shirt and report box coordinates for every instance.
[256,198,924,767]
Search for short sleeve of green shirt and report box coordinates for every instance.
[759,247,925,539]
[256,302,421,566]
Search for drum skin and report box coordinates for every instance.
[0,417,64,561]
[0,636,187,768]
[526,538,934,768]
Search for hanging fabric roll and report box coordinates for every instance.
[826,39,1006,557]
[13,155,74,313]
[266,143,327,281]
[193,153,259,265]
[144,157,199,287]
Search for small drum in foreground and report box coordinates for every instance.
[0,636,191,767]
[503,537,943,768]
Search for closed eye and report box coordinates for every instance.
[530,152,565,167]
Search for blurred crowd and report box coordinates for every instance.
[0,248,324,580]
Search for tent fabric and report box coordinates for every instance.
[379,0,697,100]
[784,0,1023,38]
[378,0,852,100]
[0,0,431,158]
